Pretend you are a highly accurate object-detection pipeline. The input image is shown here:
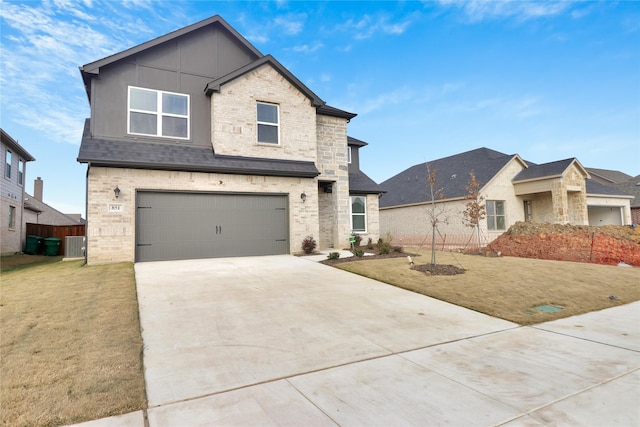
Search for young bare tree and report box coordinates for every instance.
[426,163,447,266]
[462,172,486,254]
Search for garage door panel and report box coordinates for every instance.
[136,192,289,262]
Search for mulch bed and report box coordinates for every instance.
[319,251,412,266]
[411,263,466,275]
[319,250,466,276]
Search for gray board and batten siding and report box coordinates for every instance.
[83,21,259,147]
[135,191,289,262]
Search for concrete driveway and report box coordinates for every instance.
[85,255,639,426]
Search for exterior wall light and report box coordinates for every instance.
[300,192,307,202]
[114,186,121,199]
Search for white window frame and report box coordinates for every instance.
[127,86,190,139]
[5,150,11,179]
[256,102,280,145]
[350,196,367,233]
[348,146,352,164]
[18,159,24,186]
[487,200,506,231]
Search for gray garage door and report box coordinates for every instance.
[136,192,289,262]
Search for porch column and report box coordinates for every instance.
[551,181,569,223]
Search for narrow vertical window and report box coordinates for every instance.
[257,102,279,144]
[487,200,506,230]
[18,160,24,185]
[348,146,352,164]
[350,196,367,232]
[524,200,532,221]
[5,150,11,178]
[8,205,16,229]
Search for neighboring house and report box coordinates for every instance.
[77,15,382,264]
[23,177,85,226]
[586,168,640,225]
[1,129,35,255]
[379,147,633,247]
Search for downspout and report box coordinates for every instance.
[82,162,90,266]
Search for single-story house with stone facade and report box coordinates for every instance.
[77,15,382,264]
[379,147,633,248]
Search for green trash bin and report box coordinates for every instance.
[43,238,62,256]
[24,235,43,255]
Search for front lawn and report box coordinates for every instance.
[334,250,640,325]
[0,256,146,427]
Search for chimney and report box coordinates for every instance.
[34,177,43,201]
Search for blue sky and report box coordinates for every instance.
[1,0,638,216]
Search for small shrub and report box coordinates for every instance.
[366,238,374,250]
[353,248,365,257]
[327,252,340,260]
[302,235,317,254]
[392,246,404,253]
[378,244,391,255]
[353,233,363,247]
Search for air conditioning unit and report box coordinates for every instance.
[65,236,85,258]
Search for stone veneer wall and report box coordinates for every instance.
[316,114,350,249]
[551,164,588,225]
[86,166,318,264]
[210,64,317,162]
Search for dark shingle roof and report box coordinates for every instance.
[586,168,634,184]
[380,147,516,208]
[347,136,368,147]
[349,170,384,194]
[77,121,319,178]
[586,180,632,197]
[317,105,357,120]
[512,158,576,182]
[586,175,639,206]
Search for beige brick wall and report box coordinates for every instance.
[86,166,318,264]
[211,64,317,162]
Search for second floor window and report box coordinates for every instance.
[18,160,24,186]
[487,200,506,230]
[128,87,189,139]
[257,102,279,144]
[5,150,11,178]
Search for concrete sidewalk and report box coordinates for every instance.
[72,256,640,426]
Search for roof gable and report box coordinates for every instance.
[380,147,517,208]
[205,55,325,107]
[1,128,35,161]
[80,15,262,99]
[513,158,589,183]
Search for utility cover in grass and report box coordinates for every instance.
[534,305,563,313]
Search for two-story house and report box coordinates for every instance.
[1,129,35,254]
[77,15,382,264]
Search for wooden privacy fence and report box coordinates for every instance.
[25,223,86,256]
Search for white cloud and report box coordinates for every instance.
[439,0,574,23]
[0,0,166,145]
[291,42,324,54]
[337,13,416,40]
[274,13,306,35]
